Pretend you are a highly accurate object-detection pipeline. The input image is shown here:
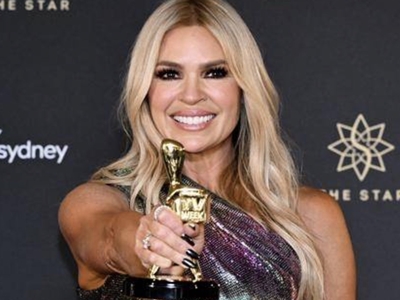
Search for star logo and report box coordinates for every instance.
[328,114,395,181]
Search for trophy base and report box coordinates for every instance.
[123,276,219,300]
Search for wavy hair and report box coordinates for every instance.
[92,0,324,298]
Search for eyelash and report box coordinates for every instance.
[155,68,179,80]
[154,66,229,80]
[205,67,228,79]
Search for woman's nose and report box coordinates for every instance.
[179,76,206,104]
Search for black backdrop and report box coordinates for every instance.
[0,0,399,299]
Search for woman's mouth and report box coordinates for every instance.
[173,114,215,125]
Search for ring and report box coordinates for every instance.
[142,232,152,250]
[153,205,171,222]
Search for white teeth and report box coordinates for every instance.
[173,115,214,125]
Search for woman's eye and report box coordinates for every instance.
[155,69,180,80]
[205,67,228,79]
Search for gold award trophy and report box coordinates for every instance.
[124,139,219,300]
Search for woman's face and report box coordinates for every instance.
[148,26,241,157]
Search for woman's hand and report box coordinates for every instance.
[135,206,205,277]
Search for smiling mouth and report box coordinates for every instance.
[173,115,215,125]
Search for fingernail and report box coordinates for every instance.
[181,234,195,247]
[188,223,196,231]
[182,258,197,269]
[186,249,200,260]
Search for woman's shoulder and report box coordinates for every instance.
[298,186,339,215]
[59,182,131,234]
[63,182,130,207]
[297,186,345,236]
[297,189,356,298]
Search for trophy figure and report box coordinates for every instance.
[123,139,219,300]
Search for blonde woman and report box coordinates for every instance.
[59,0,356,299]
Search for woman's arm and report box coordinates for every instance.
[58,182,204,290]
[298,187,356,300]
[58,182,146,289]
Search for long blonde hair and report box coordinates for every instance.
[93,0,324,298]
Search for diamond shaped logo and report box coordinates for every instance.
[328,114,395,181]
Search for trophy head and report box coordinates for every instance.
[161,139,185,187]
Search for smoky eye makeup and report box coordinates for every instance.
[153,62,230,80]
[154,68,181,80]
[204,65,229,79]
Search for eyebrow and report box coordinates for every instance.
[156,59,227,69]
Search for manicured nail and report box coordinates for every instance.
[181,234,195,246]
[188,223,196,231]
[182,258,197,269]
[186,249,200,260]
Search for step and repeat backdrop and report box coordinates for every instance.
[0,0,399,299]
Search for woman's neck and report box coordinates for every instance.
[182,147,234,191]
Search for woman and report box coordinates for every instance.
[59,0,356,299]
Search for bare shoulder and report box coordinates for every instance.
[298,186,338,213]
[298,186,356,299]
[297,186,344,236]
[60,182,129,213]
[59,182,130,240]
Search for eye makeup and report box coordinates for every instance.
[155,68,180,80]
[153,61,230,80]
[204,66,229,79]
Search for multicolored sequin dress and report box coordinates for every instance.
[77,178,301,299]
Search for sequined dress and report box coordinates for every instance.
[77,178,301,299]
